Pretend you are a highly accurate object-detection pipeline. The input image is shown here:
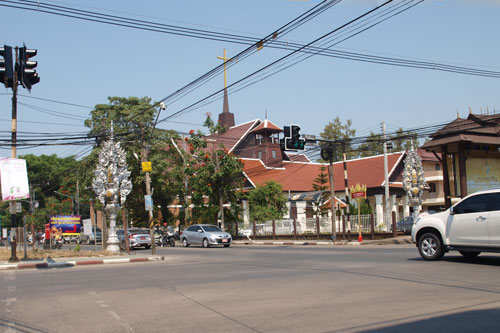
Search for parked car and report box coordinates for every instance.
[396,216,414,233]
[80,228,102,245]
[412,188,500,261]
[181,224,232,248]
[117,228,151,250]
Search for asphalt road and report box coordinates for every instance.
[2,244,500,332]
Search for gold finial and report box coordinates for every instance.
[469,106,472,114]
[456,109,460,119]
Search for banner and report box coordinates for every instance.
[49,215,81,236]
[0,158,30,201]
[466,155,500,194]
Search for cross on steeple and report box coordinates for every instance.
[217,48,232,89]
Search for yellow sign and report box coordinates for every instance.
[142,161,152,172]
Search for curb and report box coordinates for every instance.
[0,256,165,271]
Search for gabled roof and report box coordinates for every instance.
[207,119,260,153]
[241,152,404,192]
[251,119,282,133]
[422,113,500,151]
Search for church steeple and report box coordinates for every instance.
[217,49,235,129]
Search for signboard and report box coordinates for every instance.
[82,219,92,236]
[49,215,81,236]
[144,195,153,211]
[0,158,30,201]
[351,191,366,199]
[142,161,152,172]
[466,155,500,194]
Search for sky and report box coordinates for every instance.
[1,0,499,158]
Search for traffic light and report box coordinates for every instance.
[0,45,14,88]
[18,45,39,91]
[282,124,305,150]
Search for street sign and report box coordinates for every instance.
[144,195,153,211]
[351,191,366,199]
[142,161,152,172]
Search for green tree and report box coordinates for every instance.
[392,127,418,152]
[311,165,330,217]
[320,117,357,161]
[358,131,383,157]
[248,181,288,223]
[17,154,80,229]
[82,96,185,227]
[185,115,244,231]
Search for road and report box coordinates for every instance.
[2,244,500,332]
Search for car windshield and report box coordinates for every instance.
[203,226,221,232]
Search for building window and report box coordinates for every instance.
[272,150,277,159]
[435,163,441,171]
[258,151,262,160]
[429,183,437,193]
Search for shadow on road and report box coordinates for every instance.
[363,308,500,333]
[408,255,500,267]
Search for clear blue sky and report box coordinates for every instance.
[1,0,499,158]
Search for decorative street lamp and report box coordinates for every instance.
[402,147,426,221]
[92,122,132,252]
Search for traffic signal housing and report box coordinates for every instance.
[281,124,305,151]
[18,45,39,91]
[0,45,14,88]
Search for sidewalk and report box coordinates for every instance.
[0,253,165,271]
[232,235,413,246]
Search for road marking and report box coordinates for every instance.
[88,292,134,332]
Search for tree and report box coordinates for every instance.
[82,96,185,227]
[392,127,419,152]
[358,131,383,157]
[311,165,330,217]
[185,114,245,231]
[320,117,357,160]
[19,154,79,229]
[248,181,288,223]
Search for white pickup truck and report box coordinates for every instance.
[411,188,500,260]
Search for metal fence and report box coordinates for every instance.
[238,214,396,237]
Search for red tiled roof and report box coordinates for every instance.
[206,119,259,153]
[284,152,311,163]
[251,119,282,133]
[242,153,404,192]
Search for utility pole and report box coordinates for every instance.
[341,141,351,239]
[9,47,19,263]
[142,146,156,255]
[327,156,336,242]
[382,121,390,231]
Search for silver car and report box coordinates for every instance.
[181,224,232,248]
[117,228,151,249]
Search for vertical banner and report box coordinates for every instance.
[0,158,30,201]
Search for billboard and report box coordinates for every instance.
[0,158,30,201]
[466,155,500,194]
[49,215,81,236]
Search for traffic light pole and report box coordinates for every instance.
[9,47,19,263]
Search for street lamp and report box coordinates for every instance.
[92,122,132,252]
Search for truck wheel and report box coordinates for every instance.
[459,251,481,258]
[418,232,444,261]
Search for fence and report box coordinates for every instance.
[238,213,398,238]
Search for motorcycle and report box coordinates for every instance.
[161,231,176,247]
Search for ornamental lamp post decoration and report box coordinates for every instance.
[402,147,426,221]
[92,122,132,252]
